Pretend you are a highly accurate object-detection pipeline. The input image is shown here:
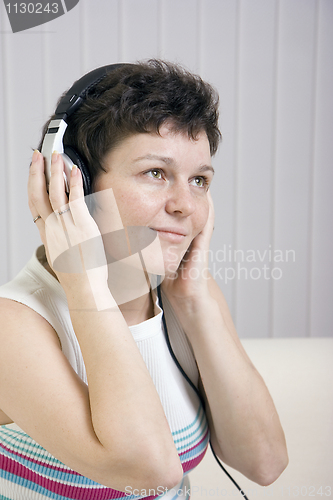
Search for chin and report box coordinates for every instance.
[161,245,188,277]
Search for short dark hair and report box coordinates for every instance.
[38,59,221,187]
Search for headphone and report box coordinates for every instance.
[41,63,127,196]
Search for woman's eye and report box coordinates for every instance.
[147,169,162,179]
[191,176,208,188]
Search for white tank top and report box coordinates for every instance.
[0,246,209,500]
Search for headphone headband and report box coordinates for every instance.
[55,63,128,120]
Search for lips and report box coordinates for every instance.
[149,227,188,243]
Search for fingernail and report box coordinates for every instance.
[71,165,78,176]
[32,150,39,163]
[52,151,59,163]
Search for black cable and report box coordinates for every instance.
[209,444,249,499]
[157,284,249,500]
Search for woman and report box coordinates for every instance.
[0,60,288,500]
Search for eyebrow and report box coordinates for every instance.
[133,154,215,175]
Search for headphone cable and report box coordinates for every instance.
[157,285,249,500]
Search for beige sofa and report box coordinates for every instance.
[2,338,332,499]
[190,338,333,500]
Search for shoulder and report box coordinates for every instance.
[0,249,69,345]
[0,297,61,347]
[0,298,62,423]
[0,247,57,300]
[0,299,62,421]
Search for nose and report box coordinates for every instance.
[165,182,196,217]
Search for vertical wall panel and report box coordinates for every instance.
[234,0,278,338]
[41,5,84,117]
[5,29,45,278]
[273,0,318,337]
[0,12,9,285]
[310,0,333,337]
[160,0,199,72]
[120,0,160,62]
[80,0,119,71]
[200,0,239,315]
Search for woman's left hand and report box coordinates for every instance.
[162,190,214,306]
[162,191,289,486]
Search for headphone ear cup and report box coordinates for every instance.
[63,145,92,196]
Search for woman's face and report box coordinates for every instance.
[93,122,214,277]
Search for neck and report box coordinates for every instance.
[106,261,156,325]
[39,246,155,325]
[118,290,155,326]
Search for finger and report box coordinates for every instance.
[67,167,106,271]
[189,192,215,255]
[28,150,53,255]
[202,190,215,236]
[44,209,71,267]
[28,150,53,222]
[67,165,90,222]
[67,165,98,234]
[66,167,99,243]
[48,152,69,214]
[207,190,215,222]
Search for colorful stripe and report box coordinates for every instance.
[0,406,208,500]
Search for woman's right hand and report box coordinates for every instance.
[28,150,111,307]
[25,151,183,491]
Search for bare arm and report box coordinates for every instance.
[184,278,288,486]
[0,296,181,490]
[0,408,13,425]
[0,151,182,491]
[162,193,288,486]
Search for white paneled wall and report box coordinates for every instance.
[273,1,318,338]
[0,0,332,338]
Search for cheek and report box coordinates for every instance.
[114,189,161,226]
